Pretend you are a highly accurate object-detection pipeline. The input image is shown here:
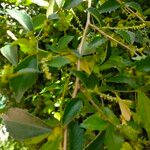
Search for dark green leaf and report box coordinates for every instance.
[137,91,150,138]
[135,56,150,72]
[58,35,74,50]
[68,121,84,150]
[80,113,108,131]
[99,0,120,14]
[125,2,142,14]
[116,30,135,44]
[104,125,124,150]
[0,44,18,66]
[1,108,51,141]
[62,99,83,126]
[102,107,120,126]
[85,132,105,150]
[7,9,33,31]
[108,74,138,88]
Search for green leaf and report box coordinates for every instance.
[46,0,55,18]
[10,55,38,102]
[72,71,98,89]
[80,113,108,131]
[62,99,83,126]
[85,132,105,150]
[7,9,33,31]
[48,56,70,68]
[58,35,74,50]
[116,30,135,44]
[108,74,138,88]
[13,38,38,54]
[82,37,107,56]
[55,0,65,8]
[104,125,124,150]
[99,0,120,14]
[68,121,84,150]
[102,107,120,126]
[1,108,51,141]
[0,44,18,66]
[87,7,102,26]
[137,91,150,138]
[65,0,83,9]
[31,0,49,7]
[135,56,150,72]
[120,125,139,141]
[40,128,62,150]
[33,14,46,30]
[125,2,142,14]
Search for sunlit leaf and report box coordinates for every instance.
[7,9,33,31]
[0,44,18,66]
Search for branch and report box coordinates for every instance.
[89,24,138,56]
[63,1,92,150]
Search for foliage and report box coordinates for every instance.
[0,0,150,149]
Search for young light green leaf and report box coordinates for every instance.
[13,38,38,54]
[137,91,150,138]
[10,55,38,102]
[99,0,120,14]
[62,99,83,126]
[1,108,51,141]
[0,44,18,66]
[80,113,108,131]
[7,9,33,31]
[68,121,84,150]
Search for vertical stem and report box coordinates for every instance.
[63,1,92,150]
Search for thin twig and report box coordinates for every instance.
[89,24,138,56]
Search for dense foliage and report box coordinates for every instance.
[0,0,150,149]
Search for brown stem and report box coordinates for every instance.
[63,1,92,150]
